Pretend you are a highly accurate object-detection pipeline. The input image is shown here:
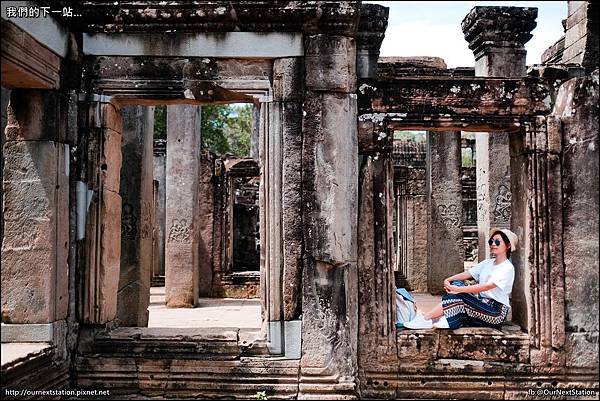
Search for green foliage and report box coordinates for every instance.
[254,391,268,400]
[154,105,167,139]
[152,103,253,156]
[202,103,253,156]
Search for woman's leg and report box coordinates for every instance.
[422,302,444,320]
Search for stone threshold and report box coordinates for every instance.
[82,326,270,359]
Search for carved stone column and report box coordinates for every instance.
[152,139,166,284]
[273,58,304,321]
[462,6,537,258]
[357,151,397,399]
[549,75,597,368]
[1,90,69,323]
[300,34,358,398]
[116,106,154,326]
[77,97,123,324]
[426,131,464,293]
[165,105,201,308]
[356,4,388,79]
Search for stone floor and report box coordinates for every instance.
[147,287,439,328]
[412,293,443,314]
[1,342,52,365]
[147,287,262,328]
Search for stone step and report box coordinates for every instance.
[150,275,165,287]
[75,326,297,398]
[75,356,300,399]
[79,327,269,359]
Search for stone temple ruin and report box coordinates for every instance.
[1,1,598,399]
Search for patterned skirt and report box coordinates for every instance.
[441,293,510,329]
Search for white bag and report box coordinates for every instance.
[396,289,417,326]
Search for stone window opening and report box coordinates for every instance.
[390,127,524,333]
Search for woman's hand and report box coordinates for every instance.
[443,278,451,291]
[445,284,464,294]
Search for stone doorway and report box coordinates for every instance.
[76,86,280,352]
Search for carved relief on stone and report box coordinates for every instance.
[493,184,512,222]
[476,182,488,221]
[140,201,152,240]
[121,203,137,240]
[437,204,461,229]
[167,219,191,244]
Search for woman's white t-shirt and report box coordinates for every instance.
[468,258,515,307]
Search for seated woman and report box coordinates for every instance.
[404,228,518,330]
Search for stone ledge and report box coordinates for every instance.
[397,323,530,364]
[1,321,66,343]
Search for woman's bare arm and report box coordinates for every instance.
[453,281,497,294]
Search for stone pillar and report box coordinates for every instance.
[250,106,260,159]
[1,90,69,324]
[300,34,358,397]
[79,98,123,324]
[165,105,201,308]
[197,150,214,297]
[462,6,537,259]
[1,87,10,246]
[116,106,154,326]
[152,139,166,284]
[553,75,598,368]
[404,168,428,292]
[356,4,388,79]
[273,58,304,321]
[357,153,397,399]
[426,131,464,293]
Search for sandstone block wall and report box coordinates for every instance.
[1,90,69,324]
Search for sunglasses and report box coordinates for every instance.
[488,239,503,246]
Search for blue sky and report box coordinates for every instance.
[365,1,567,67]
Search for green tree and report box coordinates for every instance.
[153,103,253,156]
[202,103,253,157]
[223,104,253,156]
[201,105,232,154]
[154,105,167,139]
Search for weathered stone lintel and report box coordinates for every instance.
[52,2,360,36]
[358,77,551,118]
[83,32,303,58]
[83,56,266,104]
[1,20,61,89]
